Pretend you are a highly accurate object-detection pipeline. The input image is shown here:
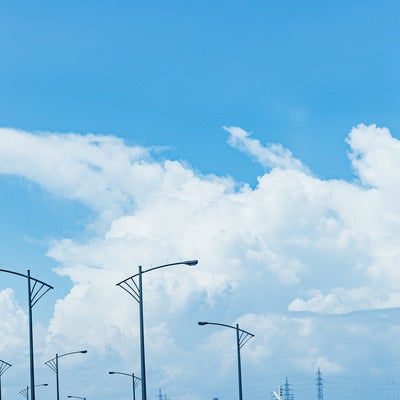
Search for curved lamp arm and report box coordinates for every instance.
[45,350,87,372]
[19,384,48,399]
[109,371,141,387]
[116,260,198,302]
[117,260,198,284]
[198,321,255,348]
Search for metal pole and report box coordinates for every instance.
[56,354,60,400]
[236,324,243,400]
[132,374,136,400]
[27,270,35,400]
[0,373,2,400]
[138,266,147,400]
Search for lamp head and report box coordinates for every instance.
[198,321,208,325]
[184,260,198,266]
[108,371,115,374]
[80,350,88,354]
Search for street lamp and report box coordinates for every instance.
[109,371,141,400]
[116,259,198,400]
[0,360,11,400]
[67,395,86,400]
[19,384,48,400]
[198,321,254,400]
[0,269,53,400]
[45,350,87,400]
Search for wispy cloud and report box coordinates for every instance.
[224,126,308,172]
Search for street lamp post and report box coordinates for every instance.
[198,321,254,400]
[19,384,48,400]
[0,360,11,400]
[109,371,141,400]
[0,269,53,400]
[116,259,198,400]
[45,350,87,400]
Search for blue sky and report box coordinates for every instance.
[2,1,399,181]
[1,2,400,400]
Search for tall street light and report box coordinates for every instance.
[109,371,141,400]
[198,321,254,400]
[116,259,198,400]
[0,360,11,400]
[19,384,48,400]
[45,350,87,400]
[0,269,53,400]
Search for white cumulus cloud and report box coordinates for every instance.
[0,288,28,359]
[1,124,400,399]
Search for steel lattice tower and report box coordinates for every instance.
[316,368,324,400]
[282,377,293,400]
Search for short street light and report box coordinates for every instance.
[0,360,11,400]
[45,350,87,400]
[67,395,86,400]
[117,259,198,400]
[109,371,141,400]
[20,384,48,400]
[198,321,254,400]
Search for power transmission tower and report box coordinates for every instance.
[158,388,168,400]
[316,368,324,400]
[282,377,293,400]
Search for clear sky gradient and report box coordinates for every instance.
[1,2,400,400]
